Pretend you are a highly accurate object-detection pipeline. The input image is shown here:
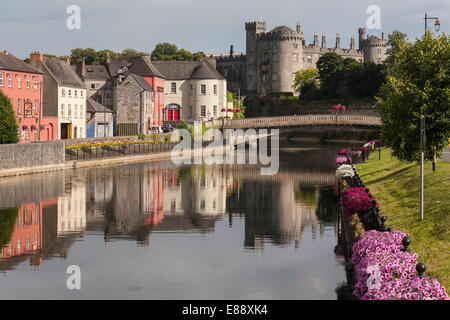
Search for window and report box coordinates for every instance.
[68,89,72,96]
[61,89,66,97]
[17,99,22,114]
[200,199,205,211]
[8,73,12,88]
[189,85,193,96]
[75,105,78,117]
[26,75,30,88]
[200,85,206,95]
[200,105,206,117]
[91,83,100,89]
[17,75,21,88]
[272,73,278,81]
[170,82,176,94]
[80,91,83,97]
[213,105,217,117]
[0,72,3,86]
[307,56,312,63]
[377,58,381,64]
[34,100,39,114]
[74,90,78,97]
[262,73,268,82]
[61,104,64,117]
[273,54,277,62]
[79,105,83,118]
[33,76,38,89]
[213,84,217,95]
[68,104,71,116]
[293,44,298,49]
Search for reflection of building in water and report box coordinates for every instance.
[57,176,86,235]
[0,199,58,269]
[180,166,227,216]
[239,180,322,251]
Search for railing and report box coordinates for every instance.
[65,142,178,161]
[207,114,382,129]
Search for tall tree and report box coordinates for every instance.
[384,30,409,69]
[376,31,450,171]
[0,90,19,144]
[151,43,179,61]
[316,53,344,98]
[292,67,319,97]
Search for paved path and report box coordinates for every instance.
[441,147,450,162]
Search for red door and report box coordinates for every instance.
[167,110,173,121]
[173,109,180,121]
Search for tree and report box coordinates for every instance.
[316,53,344,98]
[376,31,450,171]
[0,208,18,249]
[0,90,19,144]
[384,30,409,69]
[151,43,179,61]
[292,67,319,97]
[120,48,143,60]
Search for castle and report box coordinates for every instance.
[212,21,387,95]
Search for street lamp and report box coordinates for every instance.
[424,12,441,32]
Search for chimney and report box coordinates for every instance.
[75,58,86,78]
[105,52,111,64]
[313,33,319,47]
[382,32,385,41]
[230,45,234,57]
[29,51,43,62]
[59,56,71,65]
[350,35,356,50]
[321,34,327,49]
[335,33,341,49]
[296,22,301,33]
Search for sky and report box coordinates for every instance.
[1,0,449,59]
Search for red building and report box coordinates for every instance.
[128,56,165,126]
[0,51,58,143]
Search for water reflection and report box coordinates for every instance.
[0,148,345,299]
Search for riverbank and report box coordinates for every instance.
[355,148,450,288]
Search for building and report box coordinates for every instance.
[107,55,165,128]
[29,52,87,139]
[152,61,228,122]
[74,60,113,109]
[114,73,155,136]
[214,21,387,95]
[0,51,58,143]
[86,98,114,138]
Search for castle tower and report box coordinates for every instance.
[362,34,388,64]
[358,27,366,50]
[335,33,341,49]
[313,33,319,47]
[321,34,327,49]
[350,35,356,50]
[245,21,266,93]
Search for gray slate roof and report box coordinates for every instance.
[0,51,42,74]
[73,64,110,80]
[270,26,295,34]
[130,74,154,92]
[151,61,225,80]
[128,56,165,78]
[39,58,86,89]
[86,98,113,113]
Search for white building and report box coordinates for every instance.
[152,61,229,122]
[30,53,87,139]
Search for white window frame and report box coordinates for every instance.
[0,72,3,87]
[200,85,206,95]
[8,73,12,88]
[170,82,176,94]
[26,75,30,89]
[200,105,206,117]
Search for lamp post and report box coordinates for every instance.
[419,115,426,221]
[424,12,441,32]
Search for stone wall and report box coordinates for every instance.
[0,141,65,171]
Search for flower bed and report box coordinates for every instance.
[65,140,166,150]
[335,155,351,168]
[342,187,375,216]
[336,164,355,180]
[352,230,449,300]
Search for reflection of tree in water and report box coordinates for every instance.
[315,188,339,223]
[0,207,18,250]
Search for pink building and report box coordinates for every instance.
[0,51,58,143]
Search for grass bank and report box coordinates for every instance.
[355,148,450,288]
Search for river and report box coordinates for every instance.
[0,144,348,299]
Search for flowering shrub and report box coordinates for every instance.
[338,148,350,155]
[352,230,449,300]
[342,187,375,215]
[336,164,355,180]
[335,155,350,168]
[351,150,362,156]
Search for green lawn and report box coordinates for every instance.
[356,148,450,288]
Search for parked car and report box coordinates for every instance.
[150,125,163,134]
[162,124,174,133]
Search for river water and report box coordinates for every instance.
[0,145,347,299]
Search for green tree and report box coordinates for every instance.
[151,43,179,61]
[384,30,409,69]
[120,48,143,60]
[0,208,18,249]
[292,67,319,96]
[0,90,19,144]
[376,31,450,171]
[316,53,344,98]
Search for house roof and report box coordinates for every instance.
[270,26,295,34]
[0,51,43,74]
[86,98,113,113]
[130,74,154,92]
[128,56,165,78]
[74,64,110,81]
[38,58,86,89]
[151,61,225,80]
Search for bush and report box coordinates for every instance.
[0,90,19,144]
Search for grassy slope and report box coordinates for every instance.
[356,148,450,288]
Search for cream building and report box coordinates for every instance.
[152,61,229,122]
[57,178,86,235]
[30,53,87,139]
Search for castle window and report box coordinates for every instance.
[292,53,298,62]
[272,73,278,81]
[307,56,312,63]
[293,44,298,49]
[262,74,268,82]
[377,58,381,64]
[377,48,382,54]
[273,54,277,62]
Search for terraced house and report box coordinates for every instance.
[0,50,58,143]
[30,52,87,139]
